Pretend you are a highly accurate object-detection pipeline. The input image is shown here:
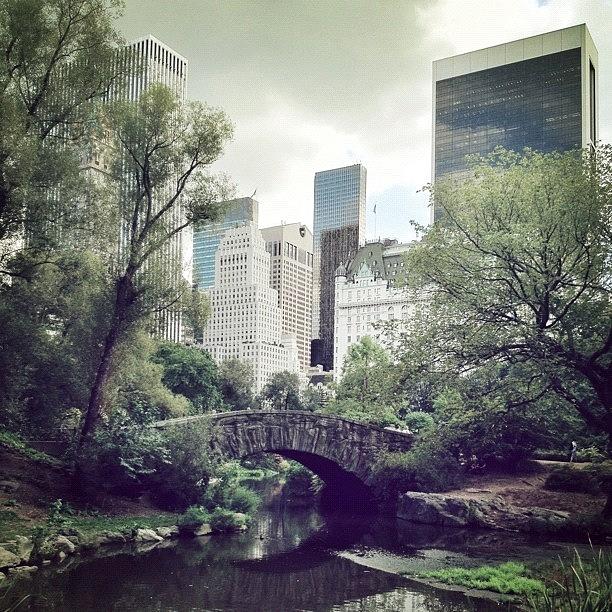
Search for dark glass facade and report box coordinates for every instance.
[435,48,582,184]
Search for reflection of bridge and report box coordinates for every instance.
[153,411,413,507]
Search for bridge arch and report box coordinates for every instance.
[154,411,413,509]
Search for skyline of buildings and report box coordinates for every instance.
[84,22,601,394]
[432,23,599,222]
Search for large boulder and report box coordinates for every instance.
[0,546,21,569]
[133,528,163,543]
[397,491,571,534]
[155,526,180,539]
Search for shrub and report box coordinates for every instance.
[202,480,260,515]
[148,423,217,511]
[283,463,320,502]
[400,411,434,435]
[83,414,168,496]
[576,446,606,464]
[209,508,248,533]
[372,435,463,503]
[178,506,210,527]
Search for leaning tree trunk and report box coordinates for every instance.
[76,273,135,458]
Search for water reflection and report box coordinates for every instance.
[4,486,512,612]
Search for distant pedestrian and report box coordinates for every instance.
[570,440,577,463]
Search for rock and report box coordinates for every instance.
[397,492,572,534]
[53,535,76,555]
[192,523,212,537]
[13,535,34,563]
[0,480,20,493]
[8,565,38,576]
[397,492,474,527]
[134,528,163,543]
[0,546,21,569]
[94,531,127,546]
[155,526,180,539]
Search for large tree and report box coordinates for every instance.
[153,342,223,414]
[0,0,123,273]
[77,85,233,453]
[400,146,611,509]
[260,371,302,411]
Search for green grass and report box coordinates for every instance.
[66,513,179,536]
[0,429,61,467]
[419,562,545,596]
[0,509,31,540]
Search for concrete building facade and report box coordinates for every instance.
[312,164,367,370]
[201,223,299,392]
[261,223,314,372]
[432,24,599,222]
[334,241,413,378]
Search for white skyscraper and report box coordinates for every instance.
[201,223,299,391]
[261,223,314,372]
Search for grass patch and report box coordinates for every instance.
[0,429,61,467]
[67,513,179,536]
[0,509,32,540]
[420,562,545,596]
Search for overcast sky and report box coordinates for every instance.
[118,1,612,242]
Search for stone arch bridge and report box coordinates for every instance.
[152,411,413,509]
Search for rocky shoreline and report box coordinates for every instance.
[0,518,247,584]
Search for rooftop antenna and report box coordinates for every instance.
[250,188,257,198]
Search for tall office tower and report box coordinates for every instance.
[312,164,366,371]
[432,23,599,222]
[119,36,189,342]
[261,223,314,372]
[193,197,259,290]
[201,223,299,392]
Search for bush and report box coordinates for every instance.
[209,508,248,533]
[178,506,210,527]
[544,464,611,495]
[401,411,435,435]
[202,480,260,515]
[148,423,217,511]
[372,435,464,503]
[576,446,606,463]
[83,414,168,496]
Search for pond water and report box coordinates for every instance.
[2,480,588,611]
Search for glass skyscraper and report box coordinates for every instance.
[432,24,598,221]
[312,164,366,370]
[192,197,258,289]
